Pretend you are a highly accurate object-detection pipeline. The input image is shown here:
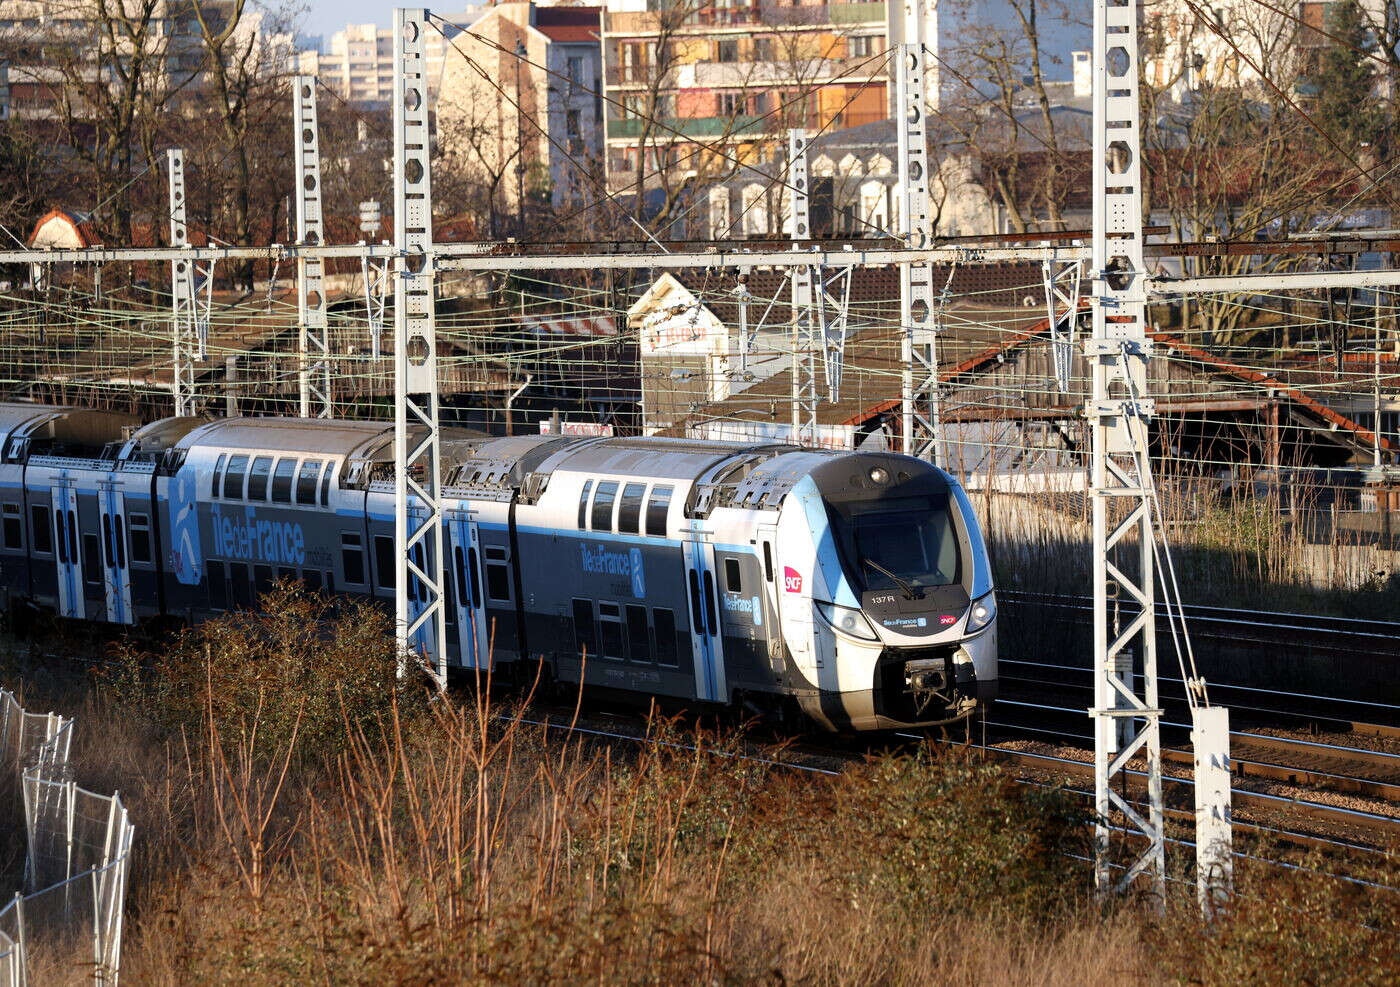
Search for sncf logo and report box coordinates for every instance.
[783,566,804,594]
[939,614,958,626]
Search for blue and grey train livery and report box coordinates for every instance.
[0,403,998,732]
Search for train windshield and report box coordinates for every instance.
[828,493,960,593]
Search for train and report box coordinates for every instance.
[0,402,998,731]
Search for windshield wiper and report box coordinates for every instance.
[863,558,920,600]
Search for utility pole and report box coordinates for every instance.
[293,76,332,419]
[393,8,448,687]
[788,130,818,446]
[897,0,940,464]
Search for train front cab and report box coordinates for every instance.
[774,453,997,732]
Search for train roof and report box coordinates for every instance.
[176,416,397,460]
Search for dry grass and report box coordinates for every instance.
[3,584,1398,984]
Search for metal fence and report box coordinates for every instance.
[0,689,134,987]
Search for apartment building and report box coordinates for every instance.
[0,0,264,119]
[1141,0,1387,99]
[600,0,893,205]
[436,3,603,216]
[296,9,481,109]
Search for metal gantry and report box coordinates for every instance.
[165,149,212,418]
[897,0,941,464]
[393,7,448,686]
[788,129,818,446]
[1044,257,1083,394]
[1087,0,1167,900]
[292,75,333,419]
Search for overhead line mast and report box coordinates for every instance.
[393,8,448,687]
[293,76,332,420]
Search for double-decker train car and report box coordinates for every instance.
[0,404,998,732]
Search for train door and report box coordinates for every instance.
[757,523,785,679]
[50,482,84,619]
[448,513,489,670]
[97,479,134,625]
[682,532,726,703]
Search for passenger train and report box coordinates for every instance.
[0,402,997,731]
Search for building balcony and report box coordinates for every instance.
[607,114,765,139]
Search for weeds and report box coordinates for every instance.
[2,588,1394,983]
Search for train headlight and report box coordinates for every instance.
[816,601,879,641]
[966,591,997,633]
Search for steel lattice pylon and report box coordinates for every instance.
[788,129,818,447]
[1088,0,1166,900]
[166,149,212,418]
[292,76,332,419]
[896,1,940,465]
[393,8,447,686]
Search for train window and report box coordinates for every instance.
[341,532,366,585]
[444,573,456,625]
[453,546,468,603]
[319,463,333,506]
[571,598,596,658]
[83,534,101,585]
[762,542,773,582]
[599,602,624,659]
[101,515,113,567]
[128,514,151,565]
[591,481,617,531]
[207,560,228,610]
[271,459,296,503]
[653,608,679,666]
[254,564,274,598]
[724,558,742,594]
[30,505,52,555]
[211,454,226,498]
[626,604,650,661]
[303,569,322,592]
[54,510,67,563]
[467,547,482,604]
[703,571,719,634]
[67,510,78,565]
[113,516,125,569]
[247,457,273,500]
[224,455,248,500]
[296,460,323,504]
[325,573,335,596]
[645,486,672,536]
[687,570,705,635]
[618,483,645,534]
[277,566,295,583]
[229,563,252,608]
[2,504,21,550]
[374,536,394,590]
[486,554,511,602]
[577,480,592,529]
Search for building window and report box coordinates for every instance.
[567,55,585,89]
[566,108,581,138]
[716,39,738,63]
[720,91,744,116]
